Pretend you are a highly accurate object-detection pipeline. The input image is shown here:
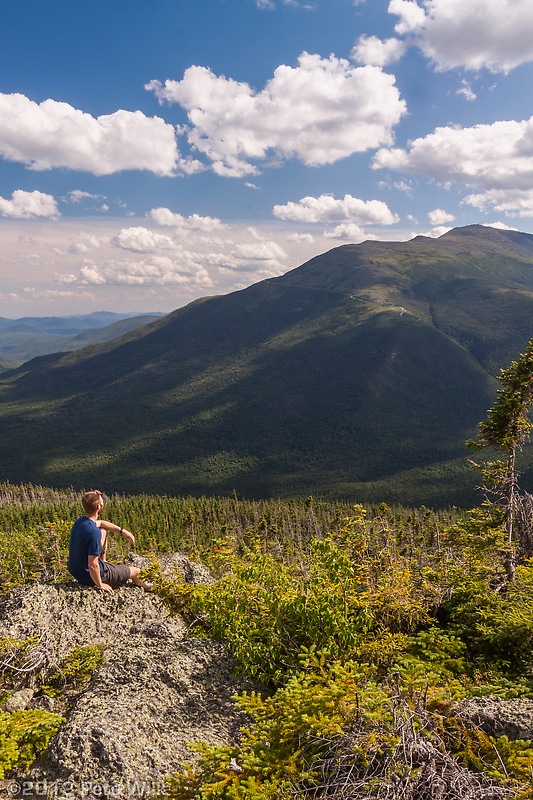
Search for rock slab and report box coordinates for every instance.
[0,561,247,799]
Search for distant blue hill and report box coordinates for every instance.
[0,312,165,368]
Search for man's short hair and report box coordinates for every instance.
[82,490,103,514]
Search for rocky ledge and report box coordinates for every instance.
[0,554,247,799]
[455,695,533,741]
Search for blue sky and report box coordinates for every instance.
[1,0,533,316]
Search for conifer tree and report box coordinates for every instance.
[469,338,533,580]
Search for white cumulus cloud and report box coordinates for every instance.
[388,0,426,34]
[205,228,291,275]
[425,225,453,238]
[324,223,372,241]
[147,207,228,231]
[273,193,398,225]
[0,189,59,219]
[79,255,213,288]
[388,0,533,72]
[112,227,177,253]
[79,264,107,285]
[234,239,287,263]
[147,52,406,177]
[0,93,190,176]
[428,208,455,225]
[351,35,406,66]
[464,188,533,218]
[63,224,292,291]
[486,221,519,231]
[374,116,533,217]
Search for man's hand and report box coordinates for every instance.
[122,531,135,544]
[99,582,114,595]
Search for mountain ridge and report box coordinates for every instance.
[1,225,533,507]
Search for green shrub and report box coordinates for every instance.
[43,644,106,694]
[0,519,71,592]
[0,708,64,778]
[163,658,533,800]
[473,563,533,673]
[155,512,443,686]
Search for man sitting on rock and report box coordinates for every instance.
[68,489,152,595]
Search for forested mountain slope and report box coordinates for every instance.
[1,225,533,506]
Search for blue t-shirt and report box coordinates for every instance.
[68,516,104,585]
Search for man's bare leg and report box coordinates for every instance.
[128,566,153,590]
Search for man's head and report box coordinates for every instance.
[81,490,104,515]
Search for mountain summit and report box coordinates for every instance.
[2,225,533,506]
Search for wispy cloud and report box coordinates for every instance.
[23,287,94,300]
[456,80,476,101]
[255,0,315,8]
[68,190,106,204]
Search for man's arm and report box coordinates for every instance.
[88,554,114,594]
[98,519,135,545]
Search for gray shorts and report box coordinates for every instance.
[101,561,131,588]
